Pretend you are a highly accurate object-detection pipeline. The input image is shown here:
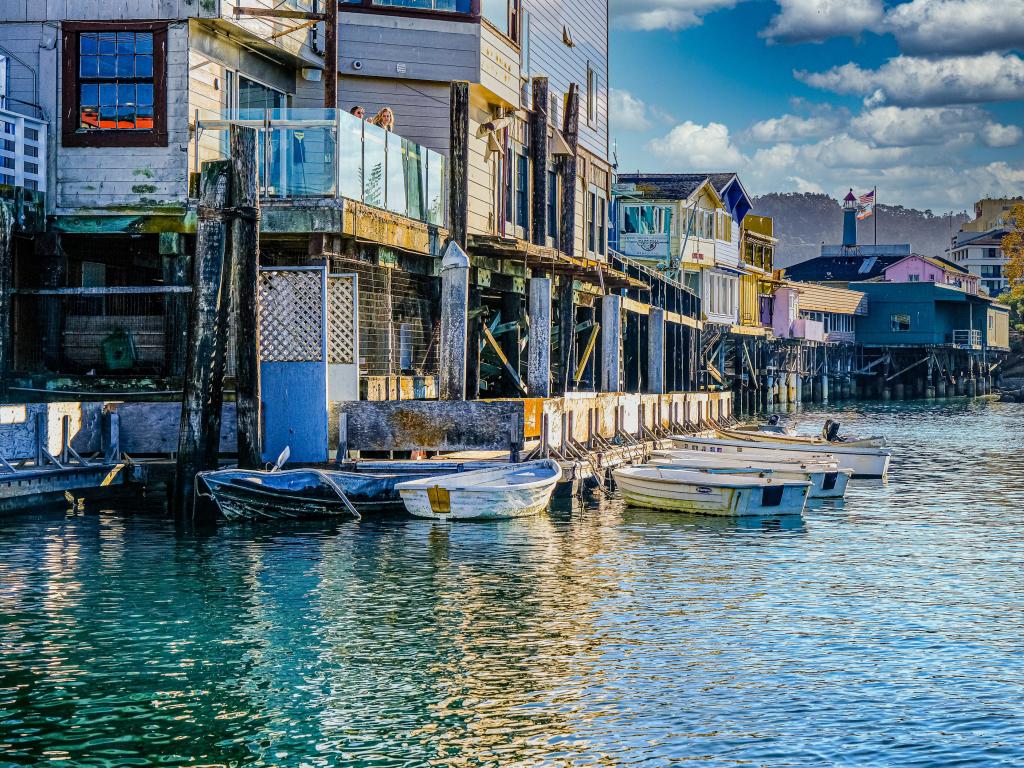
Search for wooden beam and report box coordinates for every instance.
[482,323,527,393]
[35,232,66,371]
[557,83,579,257]
[557,277,576,393]
[229,126,262,469]
[529,76,549,247]
[323,0,338,110]
[448,81,470,248]
[174,160,232,519]
[232,7,330,21]
[574,322,600,384]
[160,233,191,378]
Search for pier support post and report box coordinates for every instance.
[160,233,191,378]
[788,372,797,405]
[778,372,788,405]
[647,307,666,394]
[0,202,13,393]
[893,382,904,400]
[527,277,552,397]
[36,232,66,372]
[448,81,470,250]
[439,240,470,401]
[820,373,828,404]
[600,294,621,393]
[766,374,775,407]
[229,125,262,469]
[175,160,233,519]
[529,77,549,247]
[557,83,580,257]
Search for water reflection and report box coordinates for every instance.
[1,401,1024,766]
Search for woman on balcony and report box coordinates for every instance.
[370,107,394,132]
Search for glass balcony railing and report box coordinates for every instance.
[194,108,447,227]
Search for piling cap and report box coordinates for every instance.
[441,240,470,270]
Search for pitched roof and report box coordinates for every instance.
[616,173,711,201]
[784,253,905,282]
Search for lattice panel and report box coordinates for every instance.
[258,269,324,362]
[327,275,357,365]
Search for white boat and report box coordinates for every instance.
[612,465,810,516]
[718,422,886,448]
[396,459,562,520]
[671,435,891,479]
[650,449,852,499]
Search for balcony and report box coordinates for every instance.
[952,329,982,348]
[791,317,825,342]
[195,108,447,228]
[0,107,47,231]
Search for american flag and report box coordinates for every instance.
[857,189,875,220]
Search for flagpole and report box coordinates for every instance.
[874,185,878,246]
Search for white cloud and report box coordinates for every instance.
[849,105,1017,148]
[645,121,746,168]
[749,113,841,142]
[884,0,1024,55]
[761,0,883,43]
[981,123,1023,148]
[609,88,652,131]
[796,53,1024,107]
[611,0,737,31]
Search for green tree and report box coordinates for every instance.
[1002,202,1024,289]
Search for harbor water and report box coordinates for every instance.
[2,400,1024,766]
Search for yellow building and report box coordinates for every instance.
[961,198,1024,232]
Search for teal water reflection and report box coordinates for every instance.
[2,399,1024,766]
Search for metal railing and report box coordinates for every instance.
[0,106,47,192]
[952,329,982,348]
[195,108,447,227]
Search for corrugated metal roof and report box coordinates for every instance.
[793,282,869,315]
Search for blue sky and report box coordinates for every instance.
[608,0,1024,211]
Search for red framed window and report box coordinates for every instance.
[61,22,168,148]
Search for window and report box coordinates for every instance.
[503,146,513,227]
[62,23,167,147]
[549,91,561,129]
[547,169,558,245]
[0,55,8,109]
[519,10,531,107]
[586,61,597,127]
[482,0,519,38]
[623,204,670,235]
[981,264,1002,278]
[598,196,606,255]
[688,207,715,239]
[515,151,529,237]
[588,190,597,253]
[891,313,911,332]
[353,0,474,11]
[238,75,284,113]
[908,274,920,282]
[985,247,1000,259]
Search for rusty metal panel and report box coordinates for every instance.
[333,400,525,452]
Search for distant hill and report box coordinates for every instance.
[752,192,970,267]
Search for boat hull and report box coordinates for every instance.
[199,473,351,522]
[396,459,562,521]
[672,437,890,479]
[612,467,809,517]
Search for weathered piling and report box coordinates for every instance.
[0,201,13,392]
[439,240,470,401]
[558,82,579,257]
[528,277,552,396]
[601,294,622,392]
[448,81,470,249]
[229,126,262,469]
[647,307,666,395]
[174,160,232,518]
[529,76,549,248]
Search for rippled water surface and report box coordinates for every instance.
[3,400,1024,767]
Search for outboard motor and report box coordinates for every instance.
[825,420,841,442]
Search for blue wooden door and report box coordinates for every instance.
[258,266,328,464]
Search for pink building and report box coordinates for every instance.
[883,254,980,295]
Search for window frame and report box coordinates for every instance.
[61,21,168,148]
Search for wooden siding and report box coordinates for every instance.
[739,273,759,326]
[330,76,451,155]
[218,0,321,63]
[4,0,216,22]
[337,12,481,84]
[522,0,608,162]
[54,21,190,211]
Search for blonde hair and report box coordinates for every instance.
[370,108,395,130]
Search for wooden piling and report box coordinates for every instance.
[448,81,470,249]
[529,76,549,247]
[229,126,262,469]
[600,294,622,392]
[160,233,191,377]
[557,83,579,257]
[439,240,470,400]
[556,277,576,394]
[36,232,66,372]
[528,277,552,396]
[0,202,13,393]
[647,307,665,394]
[174,160,233,519]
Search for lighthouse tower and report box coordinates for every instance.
[842,189,858,249]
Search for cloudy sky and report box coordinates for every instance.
[608,0,1024,211]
